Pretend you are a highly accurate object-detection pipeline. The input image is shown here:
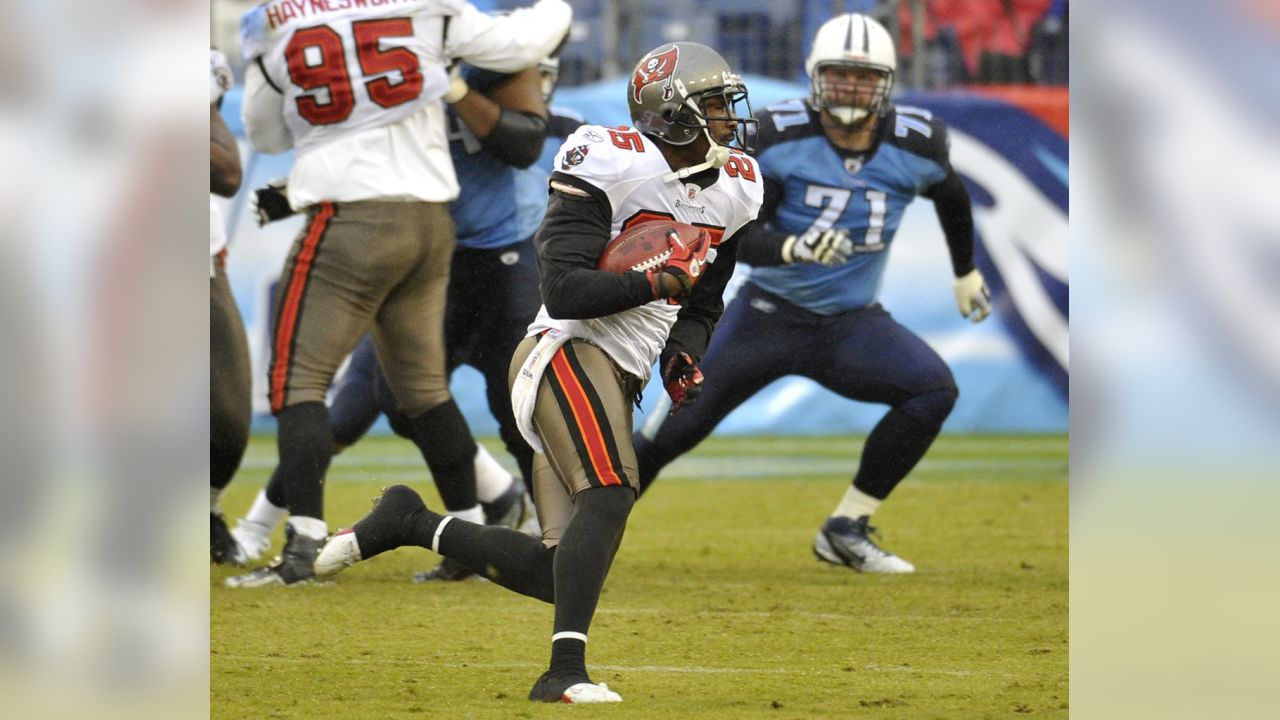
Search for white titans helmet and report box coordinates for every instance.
[805,13,897,125]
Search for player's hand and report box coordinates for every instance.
[781,228,853,266]
[662,352,704,415]
[953,268,991,323]
[658,228,713,297]
[251,178,296,226]
[443,64,469,103]
[210,49,233,105]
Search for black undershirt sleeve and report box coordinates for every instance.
[534,177,655,319]
[732,177,792,267]
[661,232,741,367]
[923,171,976,277]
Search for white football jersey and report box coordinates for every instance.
[530,125,763,381]
[239,0,571,207]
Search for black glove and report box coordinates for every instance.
[662,352,704,416]
[252,178,296,226]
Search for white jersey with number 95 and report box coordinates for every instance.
[240,0,571,207]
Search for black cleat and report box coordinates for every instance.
[528,670,622,704]
[225,525,324,587]
[211,512,246,566]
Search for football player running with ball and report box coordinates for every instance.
[635,13,992,574]
[316,42,762,704]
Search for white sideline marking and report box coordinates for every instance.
[219,655,991,678]
[242,453,1063,479]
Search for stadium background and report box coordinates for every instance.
[210,0,1068,436]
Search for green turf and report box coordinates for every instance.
[213,434,1067,719]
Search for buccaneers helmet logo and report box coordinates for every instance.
[560,144,590,170]
[631,46,679,104]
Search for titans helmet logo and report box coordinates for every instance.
[632,46,679,104]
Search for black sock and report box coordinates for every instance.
[549,638,587,679]
[275,401,332,519]
[265,466,286,507]
[407,400,478,512]
[548,485,635,675]
[436,519,556,602]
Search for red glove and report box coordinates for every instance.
[662,352,704,415]
[658,227,712,297]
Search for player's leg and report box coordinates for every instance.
[316,336,576,596]
[227,202,413,587]
[807,304,958,573]
[328,334,384,451]
[372,203,482,525]
[473,239,542,490]
[210,258,252,565]
[231,333,386,562]
[521,339,638,703]
[634,283,803,494]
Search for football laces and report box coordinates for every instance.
[629,248,673,272]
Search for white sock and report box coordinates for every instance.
[473,445,514,504]
[833,486,882,520]
[447,504,485,525]
[287,515,328,541]
[211,486,225,515]
[240,488,287,533]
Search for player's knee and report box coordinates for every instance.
[396,388,453,420]
[575,484,636,527]
[901,385,958,428]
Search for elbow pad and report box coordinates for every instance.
[480,109,549,169]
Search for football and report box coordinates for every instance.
[597,220,708,274]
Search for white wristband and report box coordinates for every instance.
[443,75,469,103]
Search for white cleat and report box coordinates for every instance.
[813,516,915,574]
[314,529,363,578]
[561,682,623,704]
[230,521,274,562]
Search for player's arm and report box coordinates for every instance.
[241,58,293,154]
[446,0,571,73]
[662,233,741,363]
[920,125,989,322]
[211,106,242,197]
[735,177,853,267]
[534,175,660,320]
[923,170,975,276]
[657,232,741,414]
[448,66,549,169]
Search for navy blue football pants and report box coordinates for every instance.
[634,282,958,500]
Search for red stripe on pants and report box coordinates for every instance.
[550,350,623,486]
[269,202,333,413]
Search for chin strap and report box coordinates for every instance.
[663,128,731,183]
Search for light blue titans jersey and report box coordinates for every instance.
[749,100,953,314]
[447,65,519,250]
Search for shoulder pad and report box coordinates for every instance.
[551,125,639,193]
[883,106,951,164]
[753,99,824,153]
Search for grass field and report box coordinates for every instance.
[212,434,1068,719]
